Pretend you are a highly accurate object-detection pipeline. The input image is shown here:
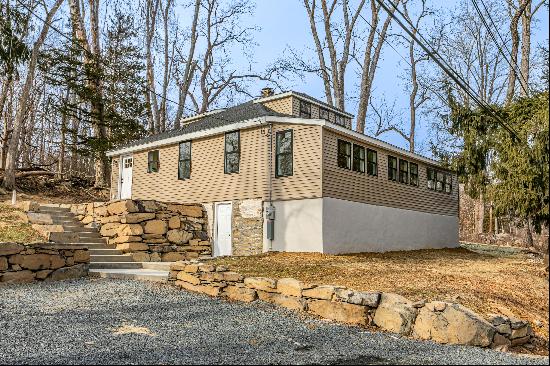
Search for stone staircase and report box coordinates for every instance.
[38,204,170,282]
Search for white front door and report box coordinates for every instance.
[120,155,133,199]
[215,203,232,256]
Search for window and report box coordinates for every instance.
[335,114,345,126]
[436,171,444,192]
[388,155,397,181]
[337,140,352,169]
[299,100,311,118]
[399,159,409,184]
[410,163,418,186]
[427,167,435,190]
[147,150,159,173]
[178,141,191,180]
[275,130,293,177]
[444,174,452,193]
[352,145,365,173]
[224,131,240,174]
[124,157,133,169]
[367,149,377,176]
[319,108,330,121]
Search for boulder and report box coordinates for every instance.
[334,288,380,307]
[49,255,66,269]
[426,301,447,312]
[162,252,186,262]
[144,220,168,235]
[94,205,108,217]
[0,257,7,271]
[277,278,312,297]
[412,302,495,347]
[138,200,163,212]
[100,223,121,237]
[0,243,24,256]
[35,270,52,280]
[9,254,51,270]
[495,323,512,335]
[177,272,201,285]
[510,326,531,340]
[487,314,508,326]
[121,213,156,224]
[46,264,88,281]
[168,216,180,229]
[167,229,193,244]
[258,291,307,311]
[200,272,225,282]
[303,285,340,300]
[198,264,216,272]
[511,335,531,346]
[373,293,417,335]
[117,224,144,236]
[116,242,149,252]
[150,253,161,262]
[223,272,244,282]
[107,200,139,215]
[110,235,142,244]
[167,204,203,217]
[244,277,277,292]
[81,215,94,225]
[73,250,90,263]
[0,270,35,283]
[26,212,53,225]
[99,215,121,224]
[15,201,40,212]
[131,252,151,262]
[308,299,368,325]
[224,286,257,302]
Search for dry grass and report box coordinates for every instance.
[0,203,44,243]
[212,244,549,343]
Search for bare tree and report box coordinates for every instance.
[173,0,200,129]
[3,0,64,190]
[519,0,547,96]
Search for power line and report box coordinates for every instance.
[375,0,520,141]
[13,0,238,129]
[471,0,530,96]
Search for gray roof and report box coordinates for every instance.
[116,101,291,150]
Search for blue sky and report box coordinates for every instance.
[222,0,549,156]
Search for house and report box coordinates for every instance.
[106,89,459,256]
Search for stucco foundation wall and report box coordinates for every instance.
[322,197,459,254]
[266,198,323,253]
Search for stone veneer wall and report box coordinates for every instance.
[70,200,210,261]
[169,260,535,352]
[232,199,263,256]
[0,243,89,283]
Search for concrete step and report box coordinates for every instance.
[62,226,97,233]
[89,269,168,283]
[142,262,173,271]
[72,242,115,249]
[75,237,105,244]
[39,206,71,213]
[91,254,134,262]
[89,249,123,255]
[90,262,144,269]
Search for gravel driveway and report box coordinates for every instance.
[0,278,547,365]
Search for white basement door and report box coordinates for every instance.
[120,155,133,199]
[215,203,232,256]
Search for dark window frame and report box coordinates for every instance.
[388,155,397,181]
[399,159,409,184]
[334,114,345,126]
[319,107,330,121]
[436,171,444,192]
[275,129,293,177]
[367,148,377,176]
[427,167,436,190]
[299,100,312,118]
[178,141,191,180]
[337,139,352,170]
[352,144,365,174]
[224,131,240,174]
[410,162,418,186]
[147,150,159,173]
[444,173,452,194]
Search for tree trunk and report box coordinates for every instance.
[2,0,64,190]
[475,194,485,235]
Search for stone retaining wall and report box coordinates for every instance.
[70,200,211,261]
[169,260,534,351]
[0,243,89,283]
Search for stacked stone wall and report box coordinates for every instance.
[169,260,535,352]
[0,243,89,283]
[70,200,210,261]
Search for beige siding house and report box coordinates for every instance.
[107,90,458,256]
